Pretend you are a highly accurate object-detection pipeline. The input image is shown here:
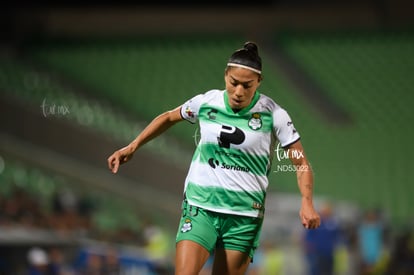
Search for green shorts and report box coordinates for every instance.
[175,200,263,259]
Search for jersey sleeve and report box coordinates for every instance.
[180,93,204,124]
[273,108,301,147]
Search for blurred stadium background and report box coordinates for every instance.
[0,0,413,274]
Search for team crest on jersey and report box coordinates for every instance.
[248,113,262,130]
[181,219,192,233]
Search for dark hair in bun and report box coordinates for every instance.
[243,42,259,55]
[227,41,262,74]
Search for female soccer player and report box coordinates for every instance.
[107,41,320,275]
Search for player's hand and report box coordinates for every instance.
[107,146,134,174]
[300,202,321,229]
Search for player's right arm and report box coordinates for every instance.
[107,106,183,173]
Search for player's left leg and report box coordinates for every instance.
[211,213,263,275]
[211,248,251,275]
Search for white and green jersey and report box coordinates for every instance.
[180,89,300,218]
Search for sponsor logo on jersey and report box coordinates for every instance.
[207,108,218,120]
[208,158,250,172]
[252,202,263,210]
[208,158,220,168]
[185,106,195,118]
[218,125,245,148]
[248,113,262,130]
[287,121,297,134]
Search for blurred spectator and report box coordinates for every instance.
[303,202,342,275]
[102,248,121,275]
[357,209,387,274]
[78,253,104,275]
[48,247,75,275]
[26,247,53,275]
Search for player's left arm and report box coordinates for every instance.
[286,140,321,229]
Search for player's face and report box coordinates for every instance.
[225,67,261,110]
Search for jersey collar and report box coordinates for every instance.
[224,90,260,115]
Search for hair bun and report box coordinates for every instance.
[243,42,259,55]
[227,41,262,74]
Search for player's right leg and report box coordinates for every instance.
[175,200,217,274]
[175,240,210,275]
